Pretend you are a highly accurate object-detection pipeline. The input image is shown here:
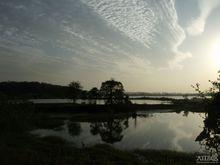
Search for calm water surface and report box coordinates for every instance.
[31,111,208,153]
[30,98,171,104]
[31,95,211,104]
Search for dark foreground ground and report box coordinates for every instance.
[0,101,208,165]
[1,134,196,165]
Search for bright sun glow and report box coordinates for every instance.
[212,40,220,68]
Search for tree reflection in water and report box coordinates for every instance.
[90,117,129,144]
[89,113,154,144]
[196,110,220,154]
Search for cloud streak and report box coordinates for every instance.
[81,0,190,69]
[80,0,159,48]
[159,0,191,69]
[187,0,220,36]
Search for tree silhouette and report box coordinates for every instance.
[68,81,82,103]
[196,110,220,154]
[209,70,220,106]
[100,79,131,105]
[88,87,100,99]
[0,81,69,99]
[192,70,220,108]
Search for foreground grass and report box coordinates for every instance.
[134,149,195,165]
[1,132,141,165]
[0,134,196,165]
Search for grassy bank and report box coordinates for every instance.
[1,130,196,165]
[35,103,177,113]
[1,134,196,165]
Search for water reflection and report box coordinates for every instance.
[31,111,207,152]
[90,118,129,144]
[195,110,220,154]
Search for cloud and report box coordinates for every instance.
[0,0,194,86]
[168,51,192,70]
[80,0,159,48]
[116,56,153,77]
[154,0,191,70]
[168,28,192,70]
[187,0,220,36]
[81,0,191,69]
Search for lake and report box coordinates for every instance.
[31,110,216,153]
[30,95,210,105]
[129,95,195,99]
[30,98,171,105]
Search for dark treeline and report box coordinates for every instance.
[0,80,130,105]
[0,81,69,99]
[0,81,94,99]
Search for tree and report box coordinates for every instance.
[68,81,82,103]
[100,79,131,105]
[192,70,220,107]
[209,70,220,106]
[192,71,220,154]
[88,87,99,99]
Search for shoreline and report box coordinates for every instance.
[34,102,206,113]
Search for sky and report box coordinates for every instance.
[0,0,220,92]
